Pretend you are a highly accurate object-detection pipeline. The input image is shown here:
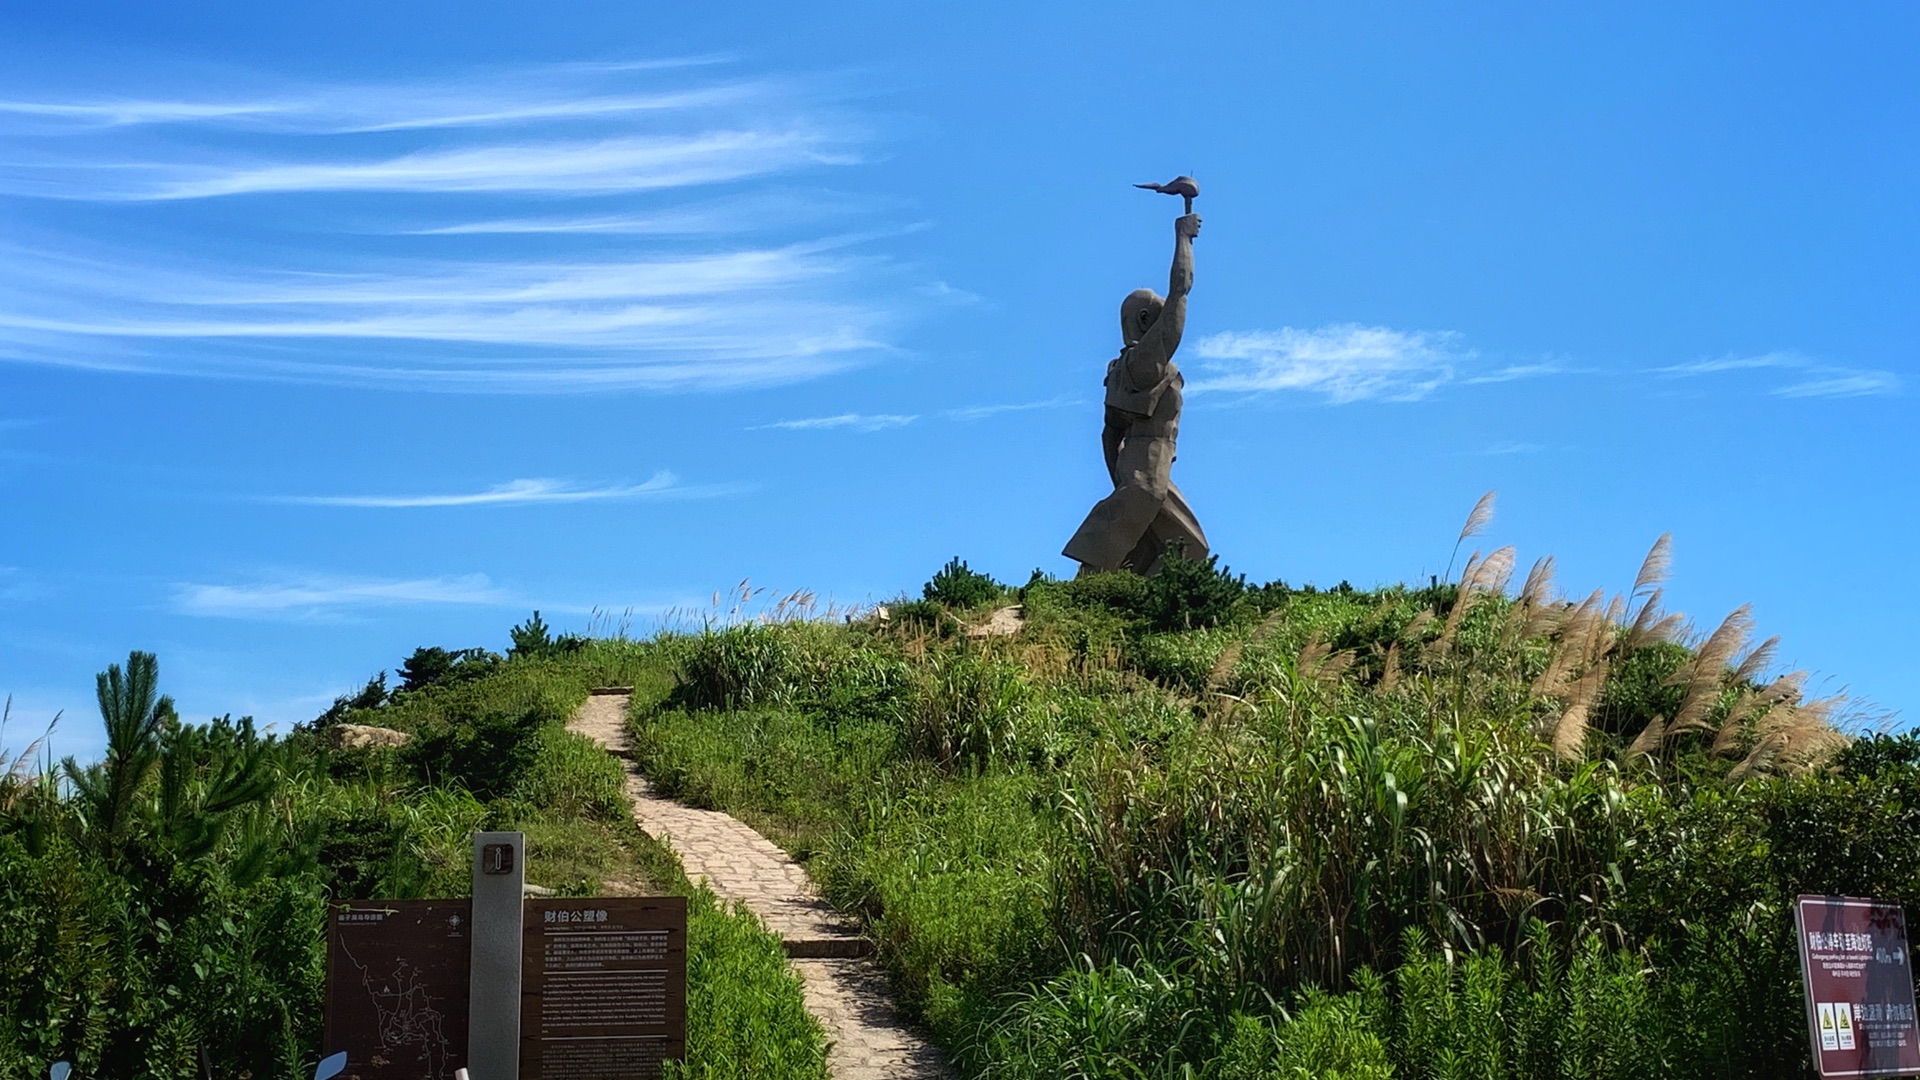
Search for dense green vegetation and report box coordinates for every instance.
[6,528,1915,1079]
[632,543,1916,1080]
[0,621,828,1080]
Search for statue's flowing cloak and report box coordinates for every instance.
[1062,331,1208,572]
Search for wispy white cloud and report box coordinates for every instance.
[753,397,1079,432]
[1774,371,1901,399]
[1188,324,1467,403]
[943,396,1081,422]
[0,62,925,391]
[402,191,866,237]
[0,100,284,127]
[136,130,852,201]
[1185,330,1901,406]
[1463,363,1573,385]
[1,64,852,203]
[321,86,763,135]
[422,214,727,237]
[916,281,984,306]
[754,412,918,432]
[1661,351,1900,400]
[276,472,743,507]
[1659,352,1798,376]
[176,573,515,618]
[0,58,743,134]
[0,240,898,389]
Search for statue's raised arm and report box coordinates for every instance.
[1123,212,1201,387]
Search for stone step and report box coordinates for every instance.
[783,935,875,959]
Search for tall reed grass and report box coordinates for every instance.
[627,503,1888,1079]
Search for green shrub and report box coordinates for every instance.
[805,647,915,729]
[395,646,501,692]
[312,802,414,900]
[508,610,588,660]
[889,597,953,633]
[313,671,390,727]
[961,958,1206,1079]
[1270,992,1395,1080]
[403,704,546,801]
[1126,628,1236,690]
[1208,1013,1289,1080]
[924,557,1004,609]
[672,624,801,710]
[1388,929,1693,1080]
[1139,548,1248,631]
[1048,569,1152,618]
[674,889,830,1079]
[1612,754,1920,1078]
[906,652,1041,771]
[1191,928,1746,1080]
[1593,641,1690,741]
[514,726,628,822]
[0,827,326,1078]
[1833,731,1920,775]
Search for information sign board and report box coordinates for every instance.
[324,901,473,1080]
[1796,895,1920,1078]
[519,896,688,1079]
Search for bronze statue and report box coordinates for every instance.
[1062,177,1208,576]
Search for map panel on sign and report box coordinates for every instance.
[323,901,473,1080]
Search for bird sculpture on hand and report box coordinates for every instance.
[1134,174,1200,214]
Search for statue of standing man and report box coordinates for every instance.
[1063,177,1208,576]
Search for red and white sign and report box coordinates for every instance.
[1796,895,1920,1078]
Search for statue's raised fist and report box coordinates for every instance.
[1176,213,1202,239]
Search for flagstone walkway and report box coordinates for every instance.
[568,691,953,1080]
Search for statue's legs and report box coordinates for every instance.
[1064,436,1204,573]
[1118,482,1208,574]
[1063,483,1161,570]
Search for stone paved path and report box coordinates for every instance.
[568,691,953,1080]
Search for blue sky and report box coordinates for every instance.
[2,2,1914,761]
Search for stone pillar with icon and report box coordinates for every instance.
[468,832,526,1080]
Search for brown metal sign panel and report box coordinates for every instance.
[1796,895,1920,1077]
[323,901,473,1080]
[520,896,689,1080]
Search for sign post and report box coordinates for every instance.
[468,832,526,1080]
[1796,895,1920,1077]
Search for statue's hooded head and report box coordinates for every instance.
[1120,288,1164,345]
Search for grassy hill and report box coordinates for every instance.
[628,545,1913,1080]
[3,534,1916,1079]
